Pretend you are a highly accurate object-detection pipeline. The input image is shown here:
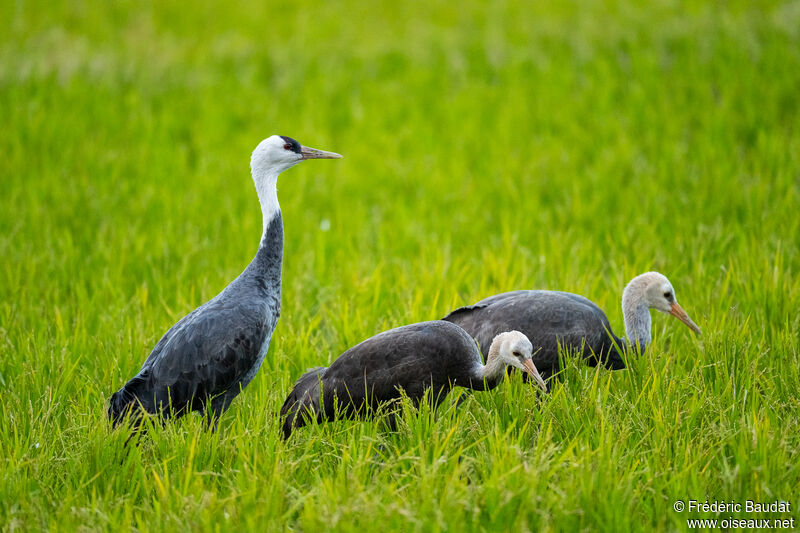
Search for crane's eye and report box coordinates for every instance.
[284,143,293,151]
[512,351,522,358]
[664,291,672,299]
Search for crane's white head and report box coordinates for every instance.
[488,331,547,392]
[249,135,341,239]
[250,135,342,177]
[622,271,701,334]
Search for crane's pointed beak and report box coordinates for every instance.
[669,302,701,334]
[521,359,548,392]
[300,145,343,160]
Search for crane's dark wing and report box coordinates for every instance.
[117,298,273,418]
[443,290,625,378]
[317,321,478,416]
[441,302,489,322]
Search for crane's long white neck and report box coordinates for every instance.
[621,277,651,350]
[477,342,508,381]
[253,169,280,247]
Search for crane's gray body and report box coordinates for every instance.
[280,321,503,438]
[443,290,627,381]
[108,212,283,425]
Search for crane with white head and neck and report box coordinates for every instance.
[443,271,701,383]
[281,321,547,439]
[109,135,341,431]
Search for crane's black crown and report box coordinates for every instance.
[279,136,302,154]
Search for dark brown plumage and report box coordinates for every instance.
[443,290,627,382]
[280,321,544,439]
[442,273,700,384]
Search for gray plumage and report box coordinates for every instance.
[443,290,627,382]
[108,134,342,430]
[108,214,283,427]
[281,321,542,439]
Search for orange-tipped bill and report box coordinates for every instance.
[670,302,701,334]
[521,359,548,392]
[300,145,342,160]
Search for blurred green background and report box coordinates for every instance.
[1,1,798,531]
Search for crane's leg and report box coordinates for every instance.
[206,393,235,432]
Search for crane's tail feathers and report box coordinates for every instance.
[440,303,488,323]
[280,366,327,440]
[108,375,149,429]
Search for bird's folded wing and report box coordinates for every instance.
[145,308,269,397]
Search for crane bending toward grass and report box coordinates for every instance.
[281,321,547,439]
[109,135,341,430]
[443,272,701,382]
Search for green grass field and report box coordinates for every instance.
[2,1,799,530]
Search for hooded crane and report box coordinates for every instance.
[443,271,701,382]
[109,135,341,430]
[281,321,547,439]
